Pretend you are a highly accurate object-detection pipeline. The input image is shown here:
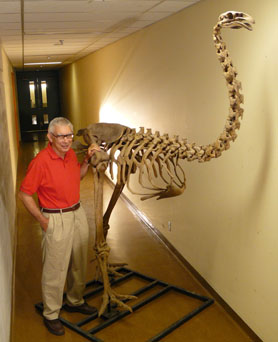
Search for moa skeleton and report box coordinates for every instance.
[74,11,255,316]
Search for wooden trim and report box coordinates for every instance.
[105,176,263,342]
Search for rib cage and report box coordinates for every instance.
[108,127,187,200]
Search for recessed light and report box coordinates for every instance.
[24,62,62,65]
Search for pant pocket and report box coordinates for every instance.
[45,214,54,235]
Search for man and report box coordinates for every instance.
[19,117,100,336]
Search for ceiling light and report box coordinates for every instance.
[24,62,62,65]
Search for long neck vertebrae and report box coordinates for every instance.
[176,23,245,163]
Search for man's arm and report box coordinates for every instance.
[18,191,49,232]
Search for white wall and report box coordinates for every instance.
[61,0,278,340]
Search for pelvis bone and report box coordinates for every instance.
[77,123,130,146]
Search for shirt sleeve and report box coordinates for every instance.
[20,155,44,195]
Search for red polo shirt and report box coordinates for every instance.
[20,143,81,209]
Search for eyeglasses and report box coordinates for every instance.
[51,132,74,141]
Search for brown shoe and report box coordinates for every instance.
[43,318,65,336]
[64,302,98,315]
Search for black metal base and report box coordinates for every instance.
[35,267,214,342]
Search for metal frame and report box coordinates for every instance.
[35,267,214,342]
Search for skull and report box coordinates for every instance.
[218,11,255,31]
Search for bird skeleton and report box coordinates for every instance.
[74,11,255,317]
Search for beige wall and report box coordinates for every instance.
[2,50,18,188]
[60,60,102,129]
[60,0,278,341]
[0,47,18,342]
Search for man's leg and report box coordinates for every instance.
[66,205,89,304]
[41,212,74,320]
[65,205,97,314]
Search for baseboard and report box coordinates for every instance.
[105,176,263,342]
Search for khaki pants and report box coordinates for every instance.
[41,204,89,320]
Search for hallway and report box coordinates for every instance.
[12,141,256,342]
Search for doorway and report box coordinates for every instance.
[16,70,61,141]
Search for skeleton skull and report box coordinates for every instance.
[218,11,255,31]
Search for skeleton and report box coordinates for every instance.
[74,11,255,316]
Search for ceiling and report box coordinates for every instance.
[0,0,201,70]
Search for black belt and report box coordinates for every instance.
[41,202,80,213]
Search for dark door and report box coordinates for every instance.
[17,70,60,141]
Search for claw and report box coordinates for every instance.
[98,288,137,317]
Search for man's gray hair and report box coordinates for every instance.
[48,117,73,134]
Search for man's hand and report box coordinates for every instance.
[84,143,101,163]
[80,144,101,179]
[40,217,50,232]
[18,191,50,231]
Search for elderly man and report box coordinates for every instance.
[19,117,99,336]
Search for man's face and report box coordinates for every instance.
[47,124,73,157]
